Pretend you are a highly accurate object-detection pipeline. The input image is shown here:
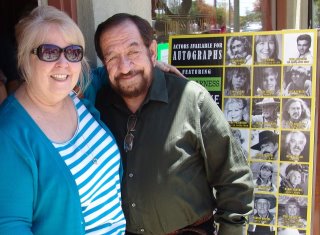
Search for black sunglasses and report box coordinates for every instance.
[31,44,84,62]
[124,115,137,152]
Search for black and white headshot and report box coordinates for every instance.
[251,162,277,192]
[254,34,282,64]
[284,32,314,64]
[278,196,307,229]
[226,36,253,65]
[279,163,308,195]
[251,98,280,128]
[224,67,251,96]
[250,130,279,160]
[282,98,311,130]
[254,66,281,96]
[283,66,312,96]
[280,131,309,162]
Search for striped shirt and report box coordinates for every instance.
[53,94,126,234]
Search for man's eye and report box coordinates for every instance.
[106,56,116,63]
[128,50,139,56]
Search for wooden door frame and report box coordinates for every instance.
[48,0,77,22]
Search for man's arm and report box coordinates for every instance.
[85,63,185,104]
[198,88,254,235]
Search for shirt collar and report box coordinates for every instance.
[145,67,168,104]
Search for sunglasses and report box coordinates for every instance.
[31,44,84,62]
[124,115,137,152]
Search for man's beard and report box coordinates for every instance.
[233,52,247,59]
[111,67,153,98]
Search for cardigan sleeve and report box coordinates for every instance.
[0,129,34,234]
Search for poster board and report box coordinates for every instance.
[169,29,317,235]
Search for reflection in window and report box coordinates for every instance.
[151,0,265,43]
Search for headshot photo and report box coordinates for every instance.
[226,36,253,65]
[250,130,279,160]
[223,98,250,128]
[224,67,251,96]
[251,162,277,192]
[278,196,307,229]
[279,163,308,195]
[254,34,282,65]
[253,66,281,96]
[251,98,280,128]
[284,32,314,64]
[231,128,249,159]
[249,193,277,225]
[282,98,311,130]
[248,224,275,235]
[283,66,312,96]
[277,228,306,235]
[280,131,309,163]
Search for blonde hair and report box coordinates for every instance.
[15,5,90,94]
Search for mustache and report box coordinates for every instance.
[114,70,138,81]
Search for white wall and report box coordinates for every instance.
[77,0,151,67]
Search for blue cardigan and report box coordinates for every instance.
[0,95,113,235]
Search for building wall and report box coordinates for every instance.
[77,0,151,67]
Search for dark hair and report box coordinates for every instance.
[297,34,311,47]
[228,36,252,55]
[282,98,310,121]
[94,13,154,61]
[225,67,251,95]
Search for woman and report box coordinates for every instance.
[0,6,126,234]
[255,67,281,96]
[254,162,277,192]
[224,98,250,128]
[254,35,281,64]
[224,67,251,96]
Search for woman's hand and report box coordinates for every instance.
[155,61,186,79]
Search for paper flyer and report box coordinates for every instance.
[169,29,318,235]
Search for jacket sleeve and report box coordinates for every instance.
[0,129,34,235]
[83,66,109,105]
[198,89,254,235]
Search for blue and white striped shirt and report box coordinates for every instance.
[53,94,126,234]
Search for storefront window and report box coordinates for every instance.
[312,0,320,28]
[152,0,266,43]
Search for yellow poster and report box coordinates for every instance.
[169,29,317,235]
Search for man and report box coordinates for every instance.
[251,130,279,160]
[280,131,309,162]
[226,36,252,65]
[296,34,312,61]
[279,164,307,195]
[283,66,311,96]
[282,98,311,129]
[251,98,280,128]
[278,197,307,228]
[94,13,253,234]
[249,194,276,225]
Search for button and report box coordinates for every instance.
[131,203,136,207]
[129,173,134,177]
[140,228,145,233]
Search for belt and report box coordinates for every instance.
[166,213,214,235]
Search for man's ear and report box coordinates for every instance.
[149,39,157,67]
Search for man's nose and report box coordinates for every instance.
[118,55,132,73]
